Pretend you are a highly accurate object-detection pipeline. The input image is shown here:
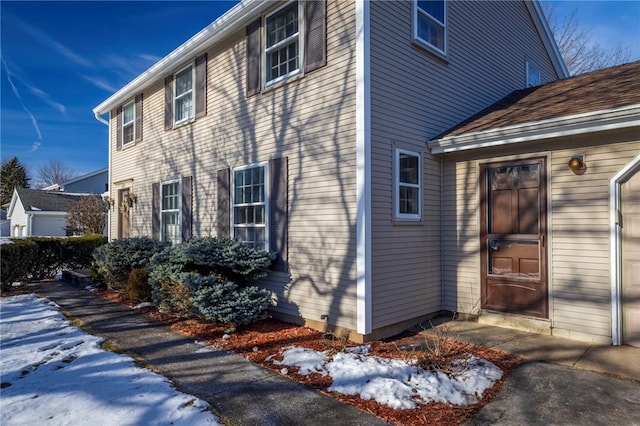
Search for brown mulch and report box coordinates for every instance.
[97,289,521,425]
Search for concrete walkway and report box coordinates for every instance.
[29,280,640,425]
[417,320,640,425]
[30,280,386,426]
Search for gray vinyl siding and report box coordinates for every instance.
[368,1,559,329]
[442,131,640,343]
[109,0,358,330]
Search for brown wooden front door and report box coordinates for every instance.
[622,170,640,347]
[118,188,130,239]
[480,158,548,318]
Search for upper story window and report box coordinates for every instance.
[164,54,206,130]
[395,148,422,221]
[115,94,142,150]
[246,0,326,96]
[122,100,135,145]
[265,1,302,85]
[161,180,181,244]
[526,61,541,88]
[413,0,447,57]
[174,65,194,124]
[233,163,268,250]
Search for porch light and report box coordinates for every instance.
[568,155,586,174]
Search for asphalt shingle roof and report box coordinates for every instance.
[438,61,640,139]
[16,188,85,212]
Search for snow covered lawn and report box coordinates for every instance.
[0,294,221,426]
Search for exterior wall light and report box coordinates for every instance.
[568,155,586,174]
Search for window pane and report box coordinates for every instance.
[417,14,445,50]
[399,154,419,184]
[123,102,134,124]
[418,0,444,23]
[233,165,266,249]
[175,67,192,96]
[175,94,193,122]
[399,186,419,215]
[266,2,298,47]
[162,212,179,244]
[123,123,134,144]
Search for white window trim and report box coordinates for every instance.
[262,0,305,90]
[231,161,270,251]
[173,63,195,126]
[122,99,135,147]
[394,148,422,221]
[412,0,447,58]
[161,179,181,244]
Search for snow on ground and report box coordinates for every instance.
[271,345,503,410]
[0,294,221,426]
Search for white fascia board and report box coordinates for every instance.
[93,0,266,115]
[429,104,640,154]
[525,0,569,78]
[28,211,68,216]
[356,0,372,335]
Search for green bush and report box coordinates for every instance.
[124,268,151,304]
[61,234,107,269]
[0,240,37,293]
[148,238,275,323]
[190,276,271,325]
[151,278,195,317]
[92,237,169,290]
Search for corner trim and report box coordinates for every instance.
[355,0,371,335]
[609,154,640,346]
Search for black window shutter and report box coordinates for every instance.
[305,0,327,72]
[152,183,160,240]
[134,93,143,142]
[181,176,193,241]
[115,106,123,151]
[246,18,261,97]
[195,54,207,118]
[269,157,288,271]
[164,75,173,130]
[217,168,230,238]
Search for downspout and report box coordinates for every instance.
[439,154,445,314]
[94,112,111,240]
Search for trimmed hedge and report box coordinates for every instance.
[0,239,37,292]
[0,234,106,292]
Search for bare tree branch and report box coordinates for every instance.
[37,159,79,188]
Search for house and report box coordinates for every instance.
[94,0,636,345]
[428,61,640,347]
[0,210,9,237]
[43,167,108,194]
[6,188,88,237]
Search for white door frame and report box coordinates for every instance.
[610,153,640,345]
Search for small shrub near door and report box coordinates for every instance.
[123,268,151,304]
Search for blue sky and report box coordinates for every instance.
[2,1,639,181]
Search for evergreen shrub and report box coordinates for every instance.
[124,268,151,304]
[92,237,169,290]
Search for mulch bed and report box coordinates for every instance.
[49,287,523,425]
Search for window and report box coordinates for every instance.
[526,61,541,88]
[174,65,194,124]
[232,163,268,250]
[395,148,422,220]
[413,0,446,56]
[161,180,180,244]
[265,1,301,85]
[122,100,135,145]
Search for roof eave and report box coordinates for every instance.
[429,104,640,154]
[93,0,266,116]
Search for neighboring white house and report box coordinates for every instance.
[43,167,108,194]
[0,210,10,237]
[6,188,90,237]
